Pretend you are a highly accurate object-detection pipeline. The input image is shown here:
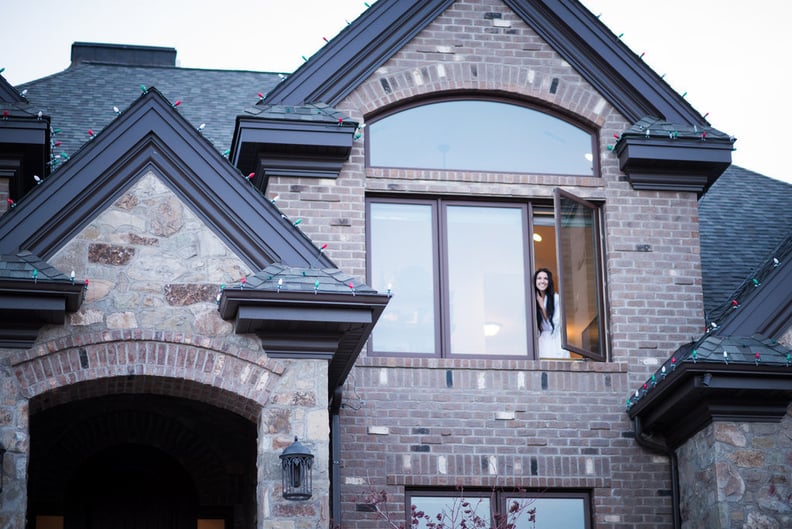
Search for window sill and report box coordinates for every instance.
[358,355,627,373]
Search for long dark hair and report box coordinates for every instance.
[534,268,556,332]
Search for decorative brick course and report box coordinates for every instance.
[10,331,283,420]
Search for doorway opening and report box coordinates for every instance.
[27,391,258,529]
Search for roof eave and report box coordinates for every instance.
[218,288,390,396]
[230,115,358,191]
[0,279,86,348]
[615,136,733,195]
[627,362,792,449]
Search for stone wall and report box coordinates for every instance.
[0,170,331,528]
[677,415,792,529]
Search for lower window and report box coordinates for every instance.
[407,490,590,529]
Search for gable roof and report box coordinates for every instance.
[0,87,333,270]
[14,61,284,168]
[0,74,26,103]
[265,0,708,128]
[699,166,792,316]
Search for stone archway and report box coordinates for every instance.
[7,332,285,529]
[27,386,258,529]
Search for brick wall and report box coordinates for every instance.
[263,0,707,527]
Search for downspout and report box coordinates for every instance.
[330,387,343,526]
[632,416,681,529]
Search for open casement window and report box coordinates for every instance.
[554,188,606,360]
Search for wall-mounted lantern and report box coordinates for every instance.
[280,436,313,500]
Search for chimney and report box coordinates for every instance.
[70,42,177,67]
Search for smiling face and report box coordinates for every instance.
[535,271,549,294]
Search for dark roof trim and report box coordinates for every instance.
[0,75,26,103]
[713,247,792,339]
[627,362,792,449]
[264,0,455,105]
[231,115,357,184]
[218,288,390,396]
[0,116,49,144]
[0,88,334,270]
[0,279,85,348]
[0,115,51,203]
[627,335,792,448]
[267,0,707,128]
[504,0,704,125]
[615,136,733,194]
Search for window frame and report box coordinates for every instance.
[365,93,600,177]
[367,197,443,356]
[366,197,535,360]
[405,489,592,529]
[554,188,608,361]
[367,193,609,361]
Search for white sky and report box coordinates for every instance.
[1,0,789,184]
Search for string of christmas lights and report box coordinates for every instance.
[704,235,791,331]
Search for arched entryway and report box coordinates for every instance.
[64,443,198,529]
[27,390,258,529]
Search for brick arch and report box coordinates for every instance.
[14,329,284,421]
[351,61,608,127]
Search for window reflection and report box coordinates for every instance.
[556,190,603,358]
[447,205,527,355]
[508,497,587,529]
[411,495,492,529]
[369,100,594,175]
[370,202,436,354]
[407,492,589,529]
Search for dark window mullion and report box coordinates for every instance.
[437,200,451,358]
[526,202,539,359]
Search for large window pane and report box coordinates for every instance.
[508,497,587,529]
[447,206,528,356]
[408,492,589,529]
[555,189,603,360]
[369,100,594,175]
[370,203,436,354]
[410,495,492,529]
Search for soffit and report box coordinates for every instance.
[218,263,390,396]
[627,335,792,449]
[0,250,85,347]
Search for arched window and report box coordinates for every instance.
[367,99,596,175]
[366,98,606,361]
